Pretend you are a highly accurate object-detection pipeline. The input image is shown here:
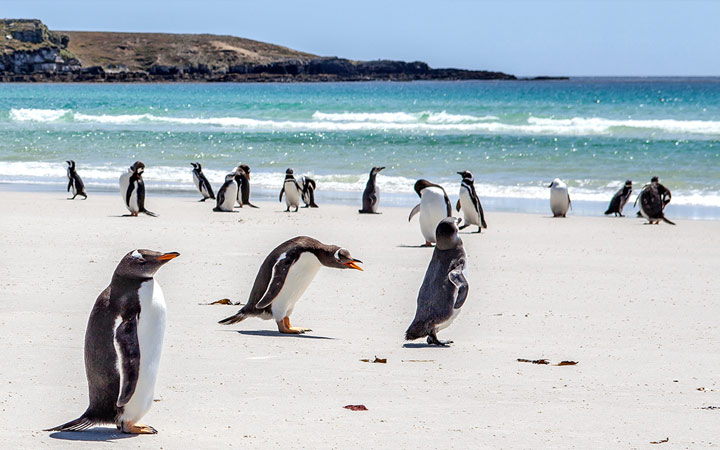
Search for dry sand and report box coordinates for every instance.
[0,190,718,449]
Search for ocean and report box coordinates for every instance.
[1,79,719,219]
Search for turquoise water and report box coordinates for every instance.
[1,79,719,218]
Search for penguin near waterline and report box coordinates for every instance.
[66,160,87,200]
[190,162,215,202]
[45,249,179,434]
[548,178,571,218]
[279,168,302,212]
[358,166,385,214]
[405,218,468,346]
[214,173,239,212]
[605,180,632,217]
[119,161,156,217]
[234,164,258,208]
[455,170,487,232]
[298,175,319,208]
[408,179,452,246]
[218,236,363,333]
[635,177,675,225]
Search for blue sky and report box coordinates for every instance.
[2,0,718,76]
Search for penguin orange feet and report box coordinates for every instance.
[120,422,157,434]
[277,317,312,334]
[423,241,433,247]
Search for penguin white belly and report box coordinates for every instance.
[67,170,78,195]
[270,252,322,322]
[219,184,238,211]
[459,188,479,225]
[420,187,449,243]
[437,308,461,331]
[370,187,380,212]
[119,172,139,213]
[120,280,167,424]
[284,181,300,208]
[192,172,201,191]
[550,188,569,216]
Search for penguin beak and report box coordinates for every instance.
[158,252,180,261]
[344,259,363,271]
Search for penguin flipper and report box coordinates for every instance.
[279,187,285,202]
[478,203,488,229]
[256,253,298,309]
[45,414,95,432]
[114,316,140,408]
[455,199,461,212]
[67,179,72,192]
[408,203,421,222]
[448,264,469,309]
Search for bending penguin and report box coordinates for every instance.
[456,170,487,232]
[46,249,180,434]
[279,168,302,212]
[298,175,319,208]
[214,172,239,212]
[548,178,571,218]
[408,179,452,246]
[358,166,385,214]
[405,218,468,346]
[119,161,156,217]
[66,160,87,200]
[234,164,258,208]
[605,180,632,217]
[635,177,675,225]
[218,237,363,333]
[190,162,215,202]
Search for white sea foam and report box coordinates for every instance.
[9,108,71,122]
[311,111,498,124]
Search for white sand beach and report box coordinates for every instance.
[0,190,718,449]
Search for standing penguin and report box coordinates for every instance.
[298,175,319,208]
[218,237,362,333]
[119,161,156,217]
[45,249,179,434]
[234,164,258,208]
[408,179,452,246]
[279,168,302,212]
[405,218,468,346]
[635,177,675,225]
[358,166,385,214]
[66,160,87,200]
[214,173,239,212]
[548,178,571,218]
[605,180,632,217]
[190,162,215,202]
[456,170,487,232]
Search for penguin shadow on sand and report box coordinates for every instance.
[49,427,137,442]
[231,329,336,340]
[402,342,453,349]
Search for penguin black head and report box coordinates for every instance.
[191,162,201,170]
[131,161,145,175]
[457,170,473,180]
[371,166,385,175]
[286,168,294,175]
[625,180,632,186]
[548,178,562,188]
[435,217,461,251]
[115,249,180,280]
[320,247,363,271]
[651,176,659,183]
[413,179,436,197]
[66,160,75,169]
[226,172,237,182]
[239,164,251,179]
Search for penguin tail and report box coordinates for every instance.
[405,321,428,341]
[142,209,157,217]
[218,310,247,325]
[662,216,676,225]
[45,413,95,432]
[604,209,613,215]
[248,203,259,208]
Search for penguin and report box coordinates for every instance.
[66,160,87,200]
[214,173,239,212]
[234,164,258,208]
[455,170,487,232]
[218,236,363,333]
[232,171,244,208]
[605,180,632,217]
[405,218,468,346]
[279,168,302,212]
[548,178,571,217]
[298,175,319,208]
[190,162,215,202]
[45,249,179,434]
[119,161,156,217]
[635,177,675,225]
[408,179,452,246]
[358,166,385,214]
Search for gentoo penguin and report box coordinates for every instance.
[548,178,571,218]
[66,160,87,200]
[46,249,179,434]
[408,179,452,246]
[605,180,632,217]
[279,168,302,212]
[214,173,239,212]
[232,171,244,208]
[358,166,385,214]
[119,161,156,217]
[635,177,675,225]
[298,175,319,208]
[234,164,258,208]
[405,218,468,346]
[455,170,487,232]
[190,162,215,202]
[218,237,362,333]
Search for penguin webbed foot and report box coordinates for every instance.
[278,317,311,334]
[121,422,157,434]
[458,224,469,230]
[426,333,453,346]
[198,198,206,202]
[422,241,434,247]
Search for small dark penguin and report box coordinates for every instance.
[218,237,363,334]
[279,168,302,212]
[636,177,675,225]
[214,173,239,212]
[456,170,487,232]
[605,180,632,216]
[190,162,215,202]
[66,160,87,200]
[408,179,452,246]
[46,249,180,434]
[234,164,258,208]
[358,166,385,214]
[119,161,156,217]
[405,218,468,346]
[299,175,319,208]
